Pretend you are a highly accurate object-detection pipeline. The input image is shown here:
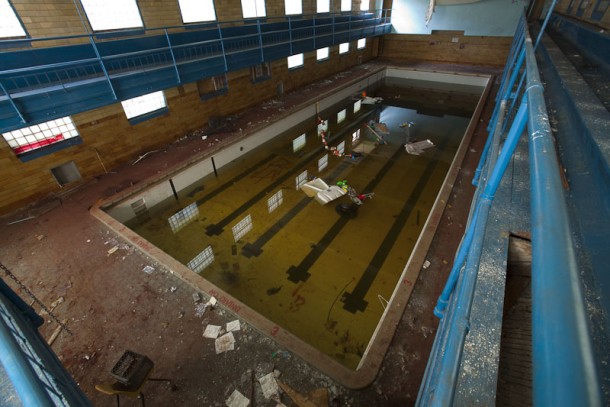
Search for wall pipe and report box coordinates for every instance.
[0,315,55,407]
[524,35,602,407]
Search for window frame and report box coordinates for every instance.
[177,0,217,24]
[0,0,29,40]
[316,47,330,61]
[241,0,266,19]
[2,116,82,162]
[339,42,350,54]
[287,53,304,69]
[121,91,169,124]
[285,0,302,15]
[79,0,144,34]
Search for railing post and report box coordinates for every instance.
[256,19,264,63]
[313,15,316,49]
[88,35,117,101]
[288,16,293,56]
[217,23,228,72]
[164,29,181,84]
[0,81,26,124]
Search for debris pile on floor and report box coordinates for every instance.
[405,139,435,155]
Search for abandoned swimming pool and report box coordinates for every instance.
[92,68,491,388]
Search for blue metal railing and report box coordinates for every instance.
[417,6,602,406]
[0,10,391,132]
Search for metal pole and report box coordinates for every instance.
[217,23,228,72]
[0,81,26,124]
[164,29,181,84]
[88,35,117,100]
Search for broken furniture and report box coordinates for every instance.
[95,350,173,407]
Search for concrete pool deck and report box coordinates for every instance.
[0,61,500,405]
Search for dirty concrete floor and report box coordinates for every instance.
[0,61,499,406]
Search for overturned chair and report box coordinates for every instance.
[95,350,175,406]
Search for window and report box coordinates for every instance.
[168,202,199,233]
[2,117,80,156]
[354,100,361,113]
[296,170,308,190]
[317,0,329,13]
[336,140,345,155]
[80,0,143,31]
[198,75,228,100]
[341,0,351,12]
[285,0,302,15]
[251,62,271,82]
[232,214,253,242]
[316,47,329,61]
[178,0,216,23]
[337,109,347,123]
[352,129,360,145]
[592,0,609,20]
[339,42,349,54]
[576,0,588,16]
[121,91,167,120]
[360,0,370,11]
[267,190,283,213]
[318,154,328,172]
[358,38,366,49]
[0,0,26,38]
[287,53,304,69]
[241,0,266,18]
[187,245,215,273]
[293,133,306,152]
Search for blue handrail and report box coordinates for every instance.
[419,6,602,406]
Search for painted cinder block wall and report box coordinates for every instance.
[0,1,379,215]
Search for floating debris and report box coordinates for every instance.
[226,389,250,407]
[142,265,155,274]
[226,320,241,332]
[258,372,280,400]
[203,324,222,339]
[215,332,235,354]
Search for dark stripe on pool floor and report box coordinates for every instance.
[241,159,352,258]
[205,110,380,236]
[341,137,450,313]
[286,143,405,283]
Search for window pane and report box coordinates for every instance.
[339,42,349,54]
[81,0,143,31]
[287,53,304,68]
[317,47,329,60]
[178,0,216,23]
[341,0,351,12]
[285,0,302,15]
[317,0,329,13]
[241,0,266,18]
[361,0,370,10]
[337,109,346,123]
[121,91,167,119]
[0,0,26,38]
[2,116,79,155]
[358,38,366,49]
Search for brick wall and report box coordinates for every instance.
[380,31,512,66]
[0,36,377,215]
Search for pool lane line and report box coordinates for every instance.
[205,109,381,236]
[286,143,406,283]
[341,137,450,314]
[194,153,277,206]
[241,159,353,258]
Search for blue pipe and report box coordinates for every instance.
[435,98,529,317]
[534,0,558,49]
[473,99,507,186]
[0,316,55,407]
[524,36,602,407]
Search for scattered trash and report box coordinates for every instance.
[405,139,435,155]
[226,389,250,407]
[195,303,208,317]
[86,239,91,243]
[258,372,280,399]
[142,265,155,274]
[41,297,65,316]
[203,324,222,339]
[271,350,290,359]
[107,246,119,256]
[35,234,45,241]
[423,260,431,269]
[170,286,177,293]
[215,332,235,354]
[178,311,185,319]
[192,292,201,303]
[226,320,241,332]
[207,297,217,307]
[277,380,329,407]
[7,216,36,225]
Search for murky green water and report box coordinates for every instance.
[127,87,473,369]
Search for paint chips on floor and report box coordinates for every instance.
[215,332,235,354]
[226,320,241,332]
[258,372,279,399]
[203,324,222,338]
[225,389,250,407]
